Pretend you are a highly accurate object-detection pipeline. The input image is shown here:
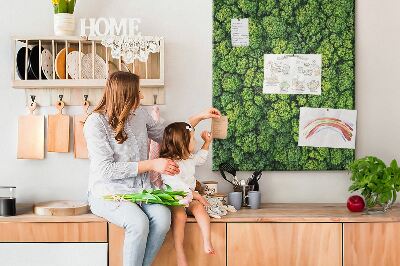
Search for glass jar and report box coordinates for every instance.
[0,186,16,216]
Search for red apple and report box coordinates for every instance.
[347,195,365,212]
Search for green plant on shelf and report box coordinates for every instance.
[52,0,76,14]
[348,156,400,212]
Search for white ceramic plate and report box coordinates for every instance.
[66,51,85,79]
[41,49,53,80]
[81,53,107,79]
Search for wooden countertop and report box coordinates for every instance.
[2,203,400,223]
[0,205,106,223]
[196,203,400,223]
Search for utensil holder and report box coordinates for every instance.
[233,184,254,207]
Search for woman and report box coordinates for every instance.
[84,71,221,266]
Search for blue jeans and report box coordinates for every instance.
[88,194,171,266]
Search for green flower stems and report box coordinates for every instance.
[104,186,189,207]
[53,0,76,14]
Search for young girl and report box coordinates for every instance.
[160,122,214,266]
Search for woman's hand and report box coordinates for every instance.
[200,107,221,120]
[138,159,179,176]
[189,107,222,128]
[193,191,210,207]
[151,158,180,176]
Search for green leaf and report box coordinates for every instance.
[67,0,76,14]
[348,156,400,206]
[157,194,175,201]
[58,0,68,13]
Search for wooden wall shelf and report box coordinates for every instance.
[12,36,165,106]
[12,79,164,89]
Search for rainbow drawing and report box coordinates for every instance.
[303,117,354,142]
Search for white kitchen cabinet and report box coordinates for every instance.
[0,243,107,266]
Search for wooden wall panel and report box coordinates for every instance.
[227,223,342,266]
[344,223,400,266]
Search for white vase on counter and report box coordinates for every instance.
[54,13,75,36]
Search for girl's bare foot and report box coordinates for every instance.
[204,241,216,255]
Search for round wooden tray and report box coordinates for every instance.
[34,201,89,216]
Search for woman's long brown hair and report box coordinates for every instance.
[93,71,141,144]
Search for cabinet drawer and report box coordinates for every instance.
[0,222,107,242]
[0,243,107,266]
[108,222,226,266]
[344,223,400,266]
[227,223,342,266]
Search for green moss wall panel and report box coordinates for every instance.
[212,0,355,171]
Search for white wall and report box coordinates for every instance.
[0,0,398,204]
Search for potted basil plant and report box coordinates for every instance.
[348,156,400,213]
[52,0,77,36]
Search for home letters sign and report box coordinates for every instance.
[80,18,142,37]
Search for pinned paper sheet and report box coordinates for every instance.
[231,18,249,47]
[263,54,322,95]
[212,116,228,139]
[298,107,357,149]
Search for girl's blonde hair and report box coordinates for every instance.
[93,71,141,144]
[160,122,193,160]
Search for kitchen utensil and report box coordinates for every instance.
[17,101,45,159]
[74,97,90,159]
[211,116,228,139]
[55,47,77,79]
[16,47,35,80]
[219,163,238,186]
[28,45,46,80]
[66,51,85,79]
[81,53,107,79]
[248,191,261,209]
[34,201,89,216]
[48,98,70,152]
[0,186,16,217]
[234,184,254,207]
[41,48,54,80]
[228,192,242,210]
[203,181,218,195]
[248,170,262,191]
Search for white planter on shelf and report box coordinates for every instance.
[54,13,75,36]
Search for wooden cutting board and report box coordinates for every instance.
[34,201,89,216]
[74,100,90,159]
[48,100,70,153]
[17,102,45,159]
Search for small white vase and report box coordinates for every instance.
[54,13,75,36]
